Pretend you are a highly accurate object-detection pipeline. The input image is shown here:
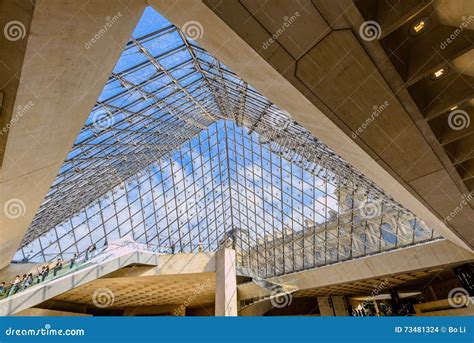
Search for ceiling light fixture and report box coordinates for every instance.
[450,105,458,111]
[413,21,425,33]
[434,68,444,78]
[409,17,430,36]
[431,67,447,80]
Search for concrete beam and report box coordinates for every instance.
[0,0,146,269]
[238,240,473,301]
[0,0,35,167]
[278,240,473,292]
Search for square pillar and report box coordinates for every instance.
[332,296,349,316]
[317,296,349,316]
[317,296,334,316]
[215,248,237,316]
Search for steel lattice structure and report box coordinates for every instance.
[16,9,440,276]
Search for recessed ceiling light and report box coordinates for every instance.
[434,68,444,78]
[431,67,448,80]
[414,21,425,33]
[409,17,430,36]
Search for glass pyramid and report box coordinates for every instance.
[15,8,440,277]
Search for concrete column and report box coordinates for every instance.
[215,248,237,316]
[317,296,334,316]
[332,296,349,316]
[317,296,349,316]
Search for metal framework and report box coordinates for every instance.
[16,9,440,276]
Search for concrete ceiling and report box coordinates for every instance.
[52,273,216,309]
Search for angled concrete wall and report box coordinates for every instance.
[0,0,146,269]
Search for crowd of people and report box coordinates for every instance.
[0,239,209,299]
[0,242,104,299]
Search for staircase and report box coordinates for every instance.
[0,239,162,316]
[237,266,299,315]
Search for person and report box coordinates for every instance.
[198,241,203,252]
[70,253,78,269]
[85,244,96,261]
[36,266,44,284]
[41,266,49,282]
[19,274,27,290]
[9,275,21,296]
[89,244,97,258]
[0,282,6,296]
[170,242,175,254]
[23,273,33,289]
[53,258,63,277]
